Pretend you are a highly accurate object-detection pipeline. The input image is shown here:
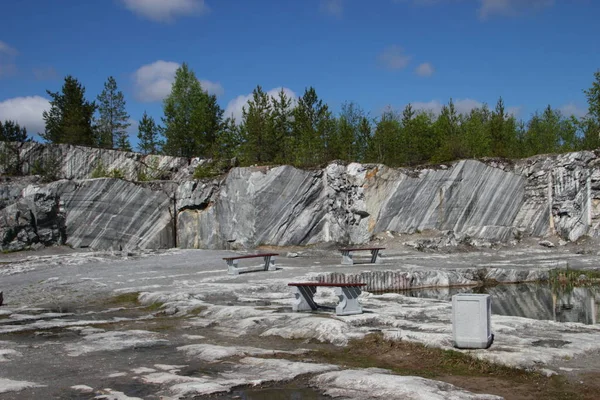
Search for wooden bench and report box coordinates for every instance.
[288,282,366,316]
[339,247,385,265]
[222,253,279,275]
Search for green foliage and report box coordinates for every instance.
[239,85,274,164]
[549,267,600,295]
[90,160,125,179]
[215,116,242,161]
[192,159,232,179]
[0,120,30,142]
[27,68,600,171]
[96,76,131,150]
[0,121,30,176]
[137,111,162,155]
[136,157,166,181]
[291,87,334,167]
[90,160,109,178]
[108,168,125,179]
[31,153,62,182]
[41,76,97,146]
[162,63,223,158]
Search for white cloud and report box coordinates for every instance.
[0,96,51,135]
[478,0,554,19]
[200,80,225,97]
[408,99,522,117]
[394,0,554,19]
[506,106,522,117]
[378,46,412,70]
[133,60,223,102]
[0,40,17,78]
[415,62,435,77]
[320,0,343,18]
[121,0,209,23]
[559,103,587,118]
[0,40,17,56]
[32,66,59,81]
[409,99,482,115]
[224,87,297,123]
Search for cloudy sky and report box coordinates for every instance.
[1,0,599,144]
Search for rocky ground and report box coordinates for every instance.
[1,240,600,399]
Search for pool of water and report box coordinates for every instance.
[396,283,600,325]
[211,385,329,400]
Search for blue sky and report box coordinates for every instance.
[0,0,599,145]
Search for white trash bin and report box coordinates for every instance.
[452,293,494,349]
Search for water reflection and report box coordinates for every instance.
[394,284,600,325]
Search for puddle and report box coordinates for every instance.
[387,283,600,325]
[223,387,329,400]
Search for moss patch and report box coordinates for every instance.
[107,292,141,306]
[265,333,597,400]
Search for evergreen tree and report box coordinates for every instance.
[488,97,519,158]
[162,63,223,158]
[582,70,600,150]
[356,116,372,163]
[239,85,273,164]
[433,99,463,162]
[0,120,30,176]
[335,102,368,162]
[137,111,161,155]
[41,76,97,146]
[368,108,401,165]
[96,76,131,150]
[399,104,416,165]
[524,105,561,156]
[216,116,242,160]
[291,87,332,166]
[0,120,29,142]
[461,106,491,158]
[271,89,294,164]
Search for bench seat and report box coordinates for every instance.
[288,282,366,316]
[222,253,279,275]
[338,247,385,265]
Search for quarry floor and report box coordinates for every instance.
[1,241,600,399]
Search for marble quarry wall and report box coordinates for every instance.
[1,142,599,251]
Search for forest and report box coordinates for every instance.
[2,64,600,173]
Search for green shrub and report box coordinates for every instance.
[31,154,62,182]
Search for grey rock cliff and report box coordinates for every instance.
[2,143,600,251]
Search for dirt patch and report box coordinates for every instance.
[265,334,600,400]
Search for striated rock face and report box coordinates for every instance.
[1,178,174,251]
[0,141,195,181]
[2,143,600,250]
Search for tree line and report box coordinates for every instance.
[2,64,600,170]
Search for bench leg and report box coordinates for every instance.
[226,260,239,275]
[334,286,363,316]
[370,249,382,264]
[341,251,353,265]
[291,286,318,312]
[263,256,276,271]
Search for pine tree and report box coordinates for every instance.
[216,116,242,160]
[41,76,97,146]
[582,70,600,150]
[96,76,131,150]
[368,108,401,165]
[162,63,223,158]
[271,89,294,164]
[292,87,332,166]
[461,106,492,158]
[239,86,273,164]
[0,120,29,142]
[0,120,30,176]
[137,111,161,155]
